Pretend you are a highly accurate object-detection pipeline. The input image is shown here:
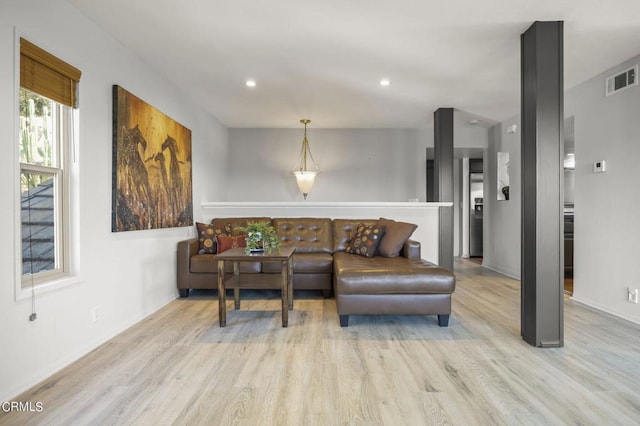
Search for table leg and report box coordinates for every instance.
[217,259,226,327]
[234,288,240,310]
[233,261,240,310]
[281,260,288,327]
[288,257,294,310]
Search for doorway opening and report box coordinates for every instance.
[469,158,483,260]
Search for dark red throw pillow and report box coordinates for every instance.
[215,235,246,253]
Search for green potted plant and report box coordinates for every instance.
[236,221,281,254]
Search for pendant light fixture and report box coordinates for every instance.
[292,119,320,199]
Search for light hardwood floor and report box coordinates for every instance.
[2,259,639,425]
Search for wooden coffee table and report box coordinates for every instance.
[216,246,295,327]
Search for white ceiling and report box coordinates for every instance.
[68,0,640,129]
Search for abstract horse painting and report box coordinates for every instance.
[112,85,192,231]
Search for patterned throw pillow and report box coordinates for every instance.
[196,222,217,254]
[345,223,385,258]
[216,235,246,253]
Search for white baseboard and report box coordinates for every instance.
[478,267,640,326]
[481,263,521,280]
[1,294,177,402]
[569,296,640,326]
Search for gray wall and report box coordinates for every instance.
[483,119,521,278]
[453,159,461,256]
[227,115,488,260]
[227,128,430,202]
[564,169,575,204]
[483,54,640,325]
[566,54,640,324]
[228,119,488,262]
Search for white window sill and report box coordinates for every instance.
[15,275,83,301]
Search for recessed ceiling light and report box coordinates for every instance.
[380,79,391,86]
[246,80,256,87]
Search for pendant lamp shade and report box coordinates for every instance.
[292,119,320,199]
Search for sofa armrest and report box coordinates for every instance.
[402,240,421,259]
[177,238,199,288]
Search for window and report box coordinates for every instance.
[19,38,81,288]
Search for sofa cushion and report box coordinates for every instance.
[333,251,455,294]
[216,235,246,253]
[376,217,418,257]
[190,254,217,273]
[262,252,333,274]
[272,218,333,254]
[332,219,379,252]
[345,223,385,258]
[196,222,218,254]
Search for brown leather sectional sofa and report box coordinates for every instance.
[177,217,456,327]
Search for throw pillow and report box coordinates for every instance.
[376,218,418,257]
[216,235,246,253]
[196,222,217,254]
[345,223,385,258]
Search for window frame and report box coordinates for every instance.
[19,96,70,287]
[14,32,81,300]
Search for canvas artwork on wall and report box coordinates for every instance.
[112,85,193,231]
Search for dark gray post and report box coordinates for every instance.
[521,21,564,347]
[433,108,454,272]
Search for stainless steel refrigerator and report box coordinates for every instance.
[469,173,483,257]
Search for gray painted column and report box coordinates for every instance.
[433,108,454,272]
[521,21,564,347]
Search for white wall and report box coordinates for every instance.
[483,118,521,279]
[566,54,640,324]
[0,0,228,401]
[227,128,430,202]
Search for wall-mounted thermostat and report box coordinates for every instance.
[593,160,606,173]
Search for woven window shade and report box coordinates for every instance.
[20,38,82,108]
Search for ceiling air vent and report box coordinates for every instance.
[606,65,637,96]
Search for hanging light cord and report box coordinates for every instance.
[27,183,37,322]
[302,121,308,170]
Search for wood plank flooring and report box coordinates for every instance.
[2,259,640,425]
